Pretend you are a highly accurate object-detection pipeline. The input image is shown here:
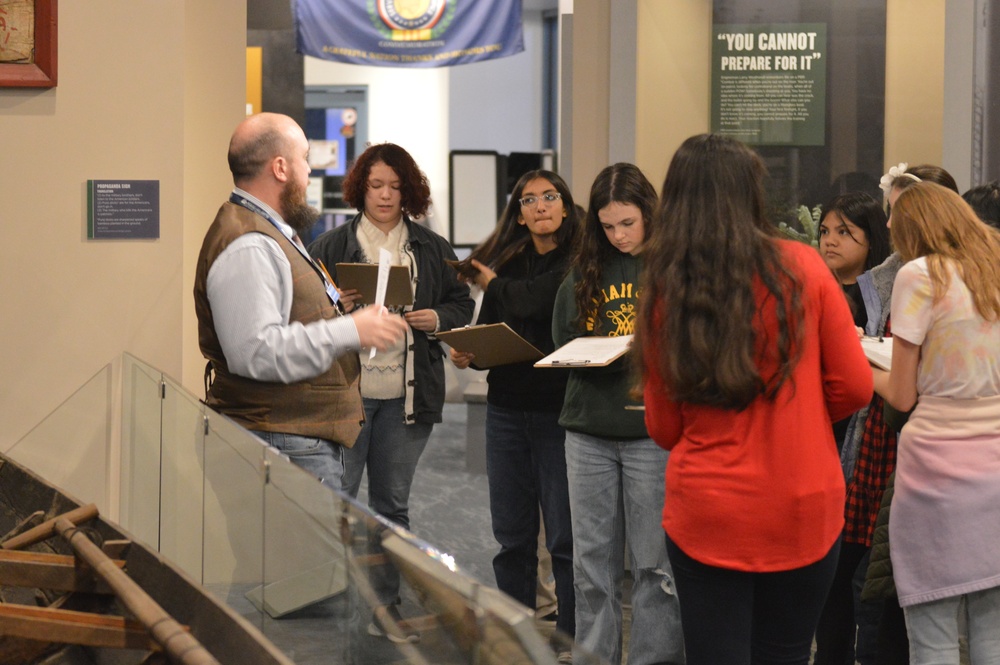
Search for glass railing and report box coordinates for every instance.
[6,361,114,512]
[7,352,598,664]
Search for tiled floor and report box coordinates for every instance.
[396,403,496,586]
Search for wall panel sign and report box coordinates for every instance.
[87,180,160,240]
[711,23,827,146]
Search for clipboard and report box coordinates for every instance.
[535,334,633,368]
[435,323,544,369]
[862,336,893,371]
[335,263,413,307]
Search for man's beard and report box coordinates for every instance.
[280,180,321,235]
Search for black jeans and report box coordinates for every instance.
[814,541,881,665]
[486,404,575,638]
[666,535,840,665]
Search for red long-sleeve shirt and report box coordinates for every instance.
[645,240,873,572]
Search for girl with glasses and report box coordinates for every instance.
[450,170,580,643]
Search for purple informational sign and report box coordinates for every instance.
[87,180,160,240]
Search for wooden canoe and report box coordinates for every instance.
[0,453,294,665]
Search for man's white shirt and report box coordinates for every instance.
[205,189,360,383]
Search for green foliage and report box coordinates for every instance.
[777,204,822,248]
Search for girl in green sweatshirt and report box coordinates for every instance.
[552,163,684,665]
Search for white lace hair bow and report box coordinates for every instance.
[879,162,921,195]
[880,163,908,194]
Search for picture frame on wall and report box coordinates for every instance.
[0,0,58,88]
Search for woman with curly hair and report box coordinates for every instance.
[636,134,872,664]
[450,170,580,642]
[309,142,474,642]
[872,182,1000,663]
[552,163,684,665]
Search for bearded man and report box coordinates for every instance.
[194,113,407,488]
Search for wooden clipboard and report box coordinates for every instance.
[436,323,544,370]
[535,334,633,368]
[335,263,413,307]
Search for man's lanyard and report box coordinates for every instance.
[229,192,341,307]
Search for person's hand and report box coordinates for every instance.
[468,259,496,291]
[450,348,475,370]
[856,326,865,339]
[351,306,408,352]
[338,288,362,313]
[404,309,438,332]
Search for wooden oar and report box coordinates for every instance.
[1,503,99,551]
[54,516,220,665]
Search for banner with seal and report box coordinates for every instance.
[295,0,524,68]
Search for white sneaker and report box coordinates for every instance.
[367,604,420,644]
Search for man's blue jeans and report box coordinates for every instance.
[486,403,575,638]
[343,397,433,605]
[255,431,345,490]
[565,431,684,665]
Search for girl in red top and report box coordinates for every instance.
[636,134,873,665]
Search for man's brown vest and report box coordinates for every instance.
[193,202,363,447]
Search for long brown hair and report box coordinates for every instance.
[573,163,657,332]
[636,134,804,410]
[891,182,1000,321]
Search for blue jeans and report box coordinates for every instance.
[903,586,1000,664]
[565,431,684,665]
[666,535,840,665]
[486,404,575,637]
[343,397,433,605]
[255,431,345,490]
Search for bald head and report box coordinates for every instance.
[228,113,303,187]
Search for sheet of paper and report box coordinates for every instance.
[861,336,893,371]
[370,248,392,361]
[535,334,633,367]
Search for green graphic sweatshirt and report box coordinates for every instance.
[552,252,647,439]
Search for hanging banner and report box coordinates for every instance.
[711,23,827,146]
[295,0,524,68]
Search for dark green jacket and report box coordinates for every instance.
[861,470,897,602]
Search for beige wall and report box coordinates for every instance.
[635,0,712,189]
[567,0,713,194]
[0,2,245,487]
[568,0,611,197]
[884,0,946,171]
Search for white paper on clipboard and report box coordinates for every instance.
[370,248,392,360]
[535,334,633,367]
[861,336,893,371]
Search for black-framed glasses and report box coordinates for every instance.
[519,192,561,207]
